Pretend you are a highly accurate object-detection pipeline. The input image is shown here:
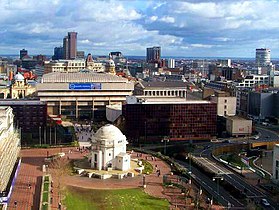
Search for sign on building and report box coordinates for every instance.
[69,83,102,90]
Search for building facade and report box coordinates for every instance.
[210,91,236,116]
[44,60,86,74]
[124,97,217,141]
[90,124,130,171]
[256,48,271,67]
[134,81,187,98]
[36,72,134,119]
[273,144,279,184]
[68,32,77,59]
[146,46,161,63]
[0,106,20,203]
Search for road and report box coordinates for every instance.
[177,160,245,209]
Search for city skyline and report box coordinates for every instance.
[1,0,279,57]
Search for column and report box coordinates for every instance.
[59,99,62,115]
[75,98,79,119]
[92,98,95,121]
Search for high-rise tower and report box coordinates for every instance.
[63,36,69,59]
[256,48,271,67]
[146,46,161,64]
[68,32,77,59]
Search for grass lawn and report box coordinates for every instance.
[141,160,153,174]
[64,186,169,210]
[44,175,49,182]
[42,204,48,210]
[43,182,49,191]
[43,192,49,203]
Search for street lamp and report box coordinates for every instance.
[212,174,223,204]
[161,136,169,155]
[39,126,41,146]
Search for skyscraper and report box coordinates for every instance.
[20,49,28,60]
[68,32,77,59]
[63,36,69,59]
[62,32,78,60]
[256,48,271,67]
[146,46,161,63]
[53,47,64,60]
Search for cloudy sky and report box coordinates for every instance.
[1,0,279,58]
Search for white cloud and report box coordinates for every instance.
[160,16,175,23]
[190,44,213,48]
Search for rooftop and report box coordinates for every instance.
[42,72,129,83]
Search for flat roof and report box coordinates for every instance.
[132,97,212,104]
[42,72,129,83]
[0,100,45,106]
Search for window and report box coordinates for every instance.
[109,153,111,156]
[224,105,227,109]
[224,99,227,103]
[276,160,279,167]
[224,111,227,115]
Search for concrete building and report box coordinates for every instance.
[233,75,269,88]
[134,81,187,98]
[53,47,64,60]
[211,91,236,116]
[10,73,36,99]
[217,59,231,67]
[168,58,175,68]
[36,72,134,119]
[146,46,161,64]
[68,32,77,59]
[272,144,279,184]
[226,116,252,137]
[63,36,69,59]
[44,60,86,74]
[19,49,28,60]
[0,106,20,204]
[256,48,271,67]
[90,124,130,171]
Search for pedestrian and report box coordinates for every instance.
[50,197,53,204]
[58,202,62,210]
[145,156,147,160]
[14,201,17,207]
[28,183,31,189]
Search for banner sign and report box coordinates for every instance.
[69,83,102,90]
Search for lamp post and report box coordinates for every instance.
[39,126,41,146]
[212,174,223,204]
[161,136,169,155]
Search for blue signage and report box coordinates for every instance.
[69,83,102,90]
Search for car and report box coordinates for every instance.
[265,136,270,138]
[261,198,270,206]
[253,135,259,140]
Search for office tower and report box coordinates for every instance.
[146,46,161,63]
[168,58,175,68]
[53,47,64,60]
[63,36,69,59]
[68,32,77,59]
[76,51,85,59]
[20,49,28,60]
[256,48,271,67]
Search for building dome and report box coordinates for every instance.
[14,73,25,81]
[92,124,126,145]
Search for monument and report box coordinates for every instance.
[90,124,130,171]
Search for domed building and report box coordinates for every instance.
[90,124,130,171]
[105,59,116,74]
